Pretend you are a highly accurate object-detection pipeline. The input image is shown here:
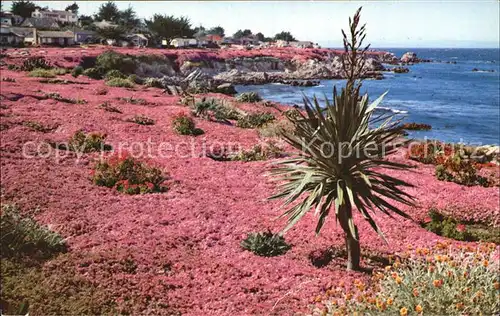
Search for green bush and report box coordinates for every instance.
[127,115,155,125]
[237,112,275,128]
[71,66,84,77]
[28,68,56,78]
[231,143,283,161]
[314,243,500,315]
[92,155,168,194]
[143,77,164,88]
[435,154,491,187]
[67,130,111,153]
[96,51,137,74]
[0,204,66,259]
[99,101,122,113]
[83,67,103,79]
[105,77,134,88]
[236,92,262,103]
[44,92,86,104]
[241,231,291,257]
[128,74,143,84]
[118,97,148,105]
[21,56,52,71]
[23,121,59,133]
[172,114,204,136]
[192,98,244,123]
[104,69,126,80]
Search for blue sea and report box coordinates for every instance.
[236,48,500,145]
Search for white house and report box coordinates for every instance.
[32,9,77,23]
[171,38,197,48]
[289,41,314,49]
[275,39,289,48]
[0,26,24,45]
[36,30,75,46]
[126,33,148,47]
[0,17,12,26]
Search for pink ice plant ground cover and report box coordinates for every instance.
[0,49,499,315]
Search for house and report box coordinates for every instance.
[0,16,12,26]
[73,29,96,44]
[220,37,237,46]
[21,17,59,29]
[9,27,36,45]
[32,9,77,23]
[238,35,259,46]
[275,39,289,48]
[36,30,75,46]
[0,12,23,26]
[171,38,197,48]
[0,26,24,46]
[289,41,314,49]
[196,34,222,47]
[93,20,118,29]
[126,33,148,47]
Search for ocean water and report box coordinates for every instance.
[236,48,500,145]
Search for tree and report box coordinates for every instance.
[96,26,126,43]
[10,0,36,19]
[233,29,252,39]
[269,7,414,271]
[274,31,296,42]
[79,15,94,28]
[145,14,194,45]
[118,6,141,29]
[207,26,224,37]
[65,2,79,14]
[255,32,265,42]
[95,1,120,22]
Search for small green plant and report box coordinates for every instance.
[28,68,56,78]
[83,67,103,79]
[44,92,86,104]
[21,56,52,71]
[258,119,295,138]
[99,101,122,113]
[95,50,137,74]
[0,204,66,259]
[144,77,164,88]
[66,130,111,153]
[105,77,134,88]
[7,64,21,71]
[172,113,204,136]
[423,209,471,241]
[23,121,59,133]
[231,143,283,161]
[118,97,149,105]
[241,231,291,257]
[104,69,126,80]
[92,154,168,194]
[71,66,84,77]
[236,112,275,128]
[236,92,262,103]
[128,74,143,84]
[127,115,155,125]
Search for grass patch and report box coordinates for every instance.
[99,101,122,113]
[172,113,204,136]
[105,77,134,88]
[127,115,155,125]
[117,97,149,105]
[241,231,291,257]
[237,112,275,129]
[44,92,87,104]
[23,121,59,133]
[236,92,262,103]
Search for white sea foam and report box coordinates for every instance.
[377,106,408,114]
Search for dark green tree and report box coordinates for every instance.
[95,1,120,22]
[118,6,141,29]
[270,8,413,271]
[65,2,79,14]
[144,14,194,45]
[207,26,225,37]
[96,26,127,43]
[255,32,265,42]
[10,0,36,19]
[233,29,252,39]
[274,31,296,42]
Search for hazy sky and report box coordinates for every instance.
[3,1,499,48]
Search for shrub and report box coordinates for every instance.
[39,78,89,85]
[54,68,68,75]
[313,242,500,315]
[423,209,471,241]
[83,67,103,79]
[144,77,164,88]
[435,154,491,187]
[172,113,204,136]
[236,112,275,128]
[71,66,84,77]
[118,97,148,105]
[99,101,122,113]
[23,121,59,133]
[105,77,134,88]
[21,56,52,71]
[7,64,21,71]
[28,68,56,78]
[236,91,262,103]
[128,74,143,84]
[94,86,108,95]
[127,115,155,125]
[0,204,66,259]
[231,142,283,161]
[241,231,291,257]
[67,130,111,153]
[95,51,137,74]
[258,119,295,138]
[44,92,86,104]
[407,140,454,164]
[104,69,126,80]
[92,154,168,194]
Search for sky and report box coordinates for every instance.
[3,1,499,48]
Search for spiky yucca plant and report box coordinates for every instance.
[270,7,414,271]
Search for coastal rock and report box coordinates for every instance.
[215,83,237,95]
[392,67,410,73]
[401,52,419,63]
[472,68,495,73]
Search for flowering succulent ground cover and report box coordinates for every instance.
[0,47,499,315]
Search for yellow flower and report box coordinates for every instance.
[456,302,464,310]
[387,298,394,306]
[400,307,408,316]
[395,276,403,284]
[415,304,423,313]
[433,279,443,288]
